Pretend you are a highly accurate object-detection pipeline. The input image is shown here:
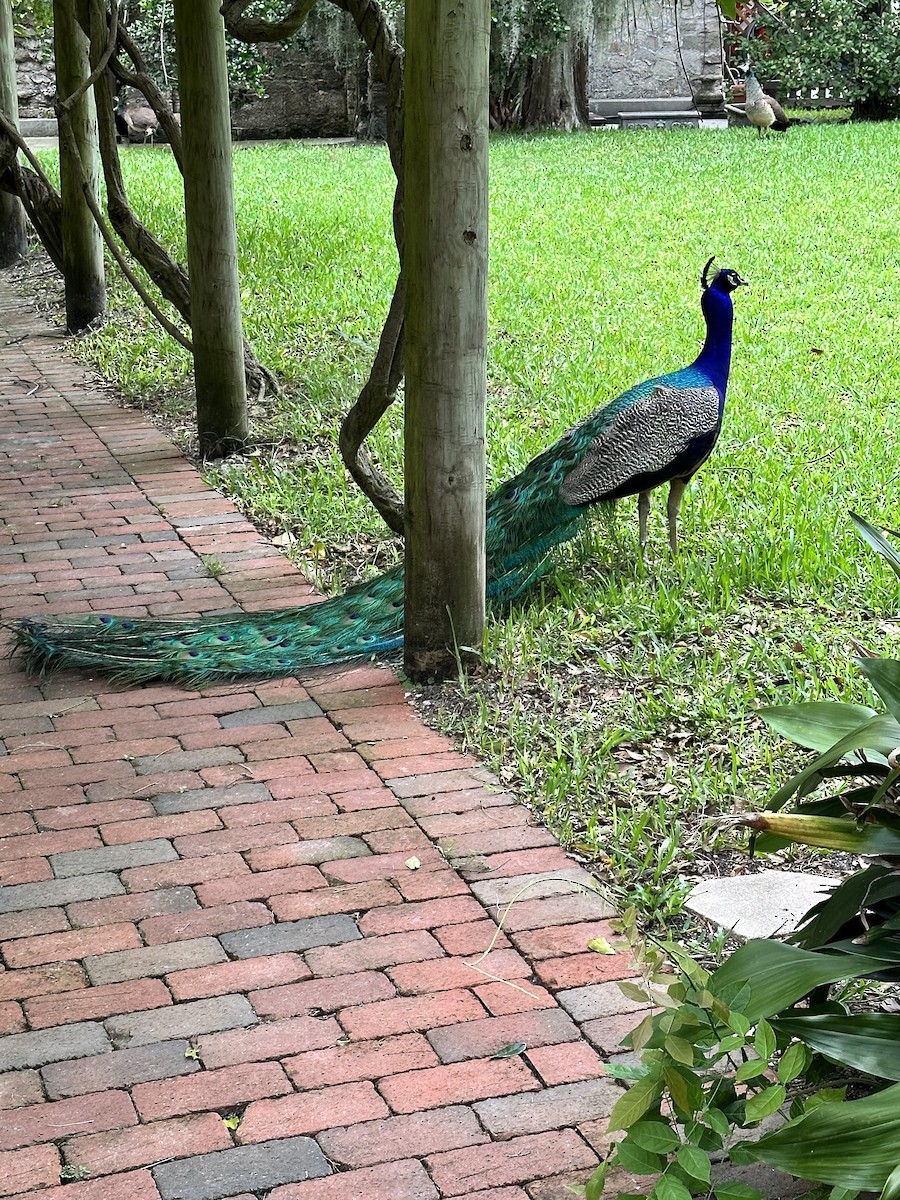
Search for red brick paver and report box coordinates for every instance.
[0,283,646,1197]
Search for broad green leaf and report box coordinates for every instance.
[743,1081,900,1187]
[851,512,900,581]
[744,1084,786,1123]
[664,1062,703,1115]
[777,1041,811,1084]
[607,1070,664,1132]
[664,1035,695,1066]
[710,940,877,1022]
[754,1019,776,1060]
[857,658,900,725]
[704,1108,732,1137]
[770,1012,900,1080]
[726,1010,752,1036]
[791,865,893,950]
[619,979,648,1008]
[769,714,900,808]
[714,1185,763,1200]
[714,0,737,21]
[740,811,900,856]
[629,1013,657,1052]
[880,1161,900,1200]
[629,1120,680,1154]
[676,1144,711,1186]
[735,1057,768,1083]
[653,1175,693,1200]
[613,1137,665,1175]
[803,1086,847,1112]
[829,1188,859,1200]
[758,701,879,751]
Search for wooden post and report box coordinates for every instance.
[53,0,106,331]
[403,0,489,680]
[173,0,248,457]
[0,0,26,266]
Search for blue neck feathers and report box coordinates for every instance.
[690,283,734,397]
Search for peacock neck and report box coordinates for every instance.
[691,285,733,397]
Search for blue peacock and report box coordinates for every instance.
[15,259,746,685]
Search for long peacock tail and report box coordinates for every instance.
[14,256,736,689]
[13,389,633,685]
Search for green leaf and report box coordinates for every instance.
[745,1082,900,1188]
[705,1108,732,1137]
[491,1041,527,1059]
[880,1162,900,1200]
[851,512,900,581]
[588,936,616,955]
[607,1070,665,1132]
[856,658,900,725]
[676,1144,711,1186]
[735,1057,769,1083]
[618,980,652,1004]
[829,1188,859,1200]
[777,1041,811,1084]
[663,1062,703,1116]
[710,940,876,1023]
[613,1137,665,1175]
[664,1035,695,1066]
[714,0,737,21]
[629,1120,680,1154]
[770,1012,900,1081]
[769,714,900,808]
[653,1175,693,1200]
[744,1084,786,1124]
[714,1184,764,1200]
[758,701,879,751]
[754,1019,776,1060]
[584,1161,608,1200]
[803,1086,847,1112]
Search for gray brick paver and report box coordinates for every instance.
[152,1137,331,1199]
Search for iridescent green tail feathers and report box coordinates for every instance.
[14,262,743,686]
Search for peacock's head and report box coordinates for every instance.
[701,257,748,295]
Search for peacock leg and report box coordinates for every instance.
[638,491,651,549]
[666,478,688,552]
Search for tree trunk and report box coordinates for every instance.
[521,35,589,130]
[173,0,248,457]
[403,0,489,681]
[54,0,106,331]
[0,1,26,266]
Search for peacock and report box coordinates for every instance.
[743,70,790,135]
[14,259,745,685]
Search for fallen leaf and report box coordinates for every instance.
[405,856,421,870]
[491,1041,527,1059]
[588,936,616,955]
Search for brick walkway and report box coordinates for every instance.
[0,282,648,1200]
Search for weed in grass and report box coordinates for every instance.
[39,123,900,924]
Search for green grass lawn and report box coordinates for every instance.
[60,123,900,924]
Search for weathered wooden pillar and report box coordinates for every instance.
[403,0,489,680]
[0,0,26,266]
[54,0,106,331]
[173,0,248,457]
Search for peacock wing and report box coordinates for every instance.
[558,383,721,505]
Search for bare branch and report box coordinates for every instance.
[220,0,317,43]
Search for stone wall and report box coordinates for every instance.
[15,32,55,118]
[591,0,724,107]
[230,47,354,140]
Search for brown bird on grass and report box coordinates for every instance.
[744,70,790,135]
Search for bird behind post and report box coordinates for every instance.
[15,260,746,686]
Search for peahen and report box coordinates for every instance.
[743,70,790,135]
[14,259,745,685]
